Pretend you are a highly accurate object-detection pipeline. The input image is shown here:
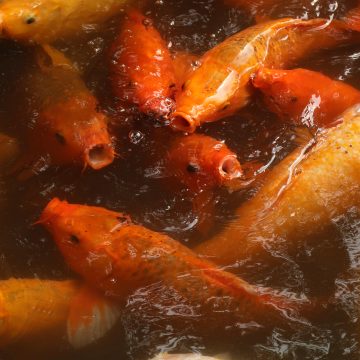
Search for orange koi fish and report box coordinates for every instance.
[171,18,354,132]
[195,104,360,266]
[18,45,114,176]
[0,278,120,349]
[166,134,243,193]
[0,0,131,43]
[165,133,244,234]
[253,67,360,128]
[40,198,295,334]
[109,9,176,117]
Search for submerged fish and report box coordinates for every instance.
[195,104,360,266]
[166,134,243,193]
[165,133,244,234]
[40,198,295,335]
[109,9,176,117]
[253,67,360,128]
[16,45,114,176]
[0,278,120,349]
[171,18,354,132]
[0,0,130,43]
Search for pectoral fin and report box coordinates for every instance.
[67,285,120,349]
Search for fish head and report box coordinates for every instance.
[166,134,243,192]
[0,0,56,42]
[39,198,131,280]
[35,93,115,170]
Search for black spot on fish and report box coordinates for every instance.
[25,16,36,25]
[291,96,298,103]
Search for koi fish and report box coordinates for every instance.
[166,134,243,193]
[109,9,176,117]
[195,104,360,266]
[0,133,20,169]
[0,278,120,349]
[0,0,130,43]
[165,133,244,234]
[171,18,354,132]
[253,67,360,128]
[16,45,114,177]
[40,198,296,334]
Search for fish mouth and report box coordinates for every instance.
[36,197,66,225]
[85,144,115,170]
[170,111,197,133]
[218,155,243,181]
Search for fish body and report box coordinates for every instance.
[40,198,292,331]
[0,278,78,347]
[109,9,175,117]
[171,18,353,132]
[0,0,129,43]
[253,67,360,128]
[21,45,114,172]
[195,104,360,266]
[0,278,120,350]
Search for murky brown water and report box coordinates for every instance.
[0,0,360,359]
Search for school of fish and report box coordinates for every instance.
[0,0,360,359]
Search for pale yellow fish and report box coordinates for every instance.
[195,104,360,266]
[0,278,120,349]
[0,0,131,43]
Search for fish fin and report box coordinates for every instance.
[292,126,316,148]
[36,45,78,72]
[67,285,120,349]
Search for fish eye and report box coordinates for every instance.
[69,235,80,244]
[55,132,66,145]
[25,16,36,25]
[187,163,200,173]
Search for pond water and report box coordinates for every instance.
[0,0,360,359]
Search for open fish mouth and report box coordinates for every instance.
[218,155,243,181]
[170,111,197,133]
[85,144,115,170]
